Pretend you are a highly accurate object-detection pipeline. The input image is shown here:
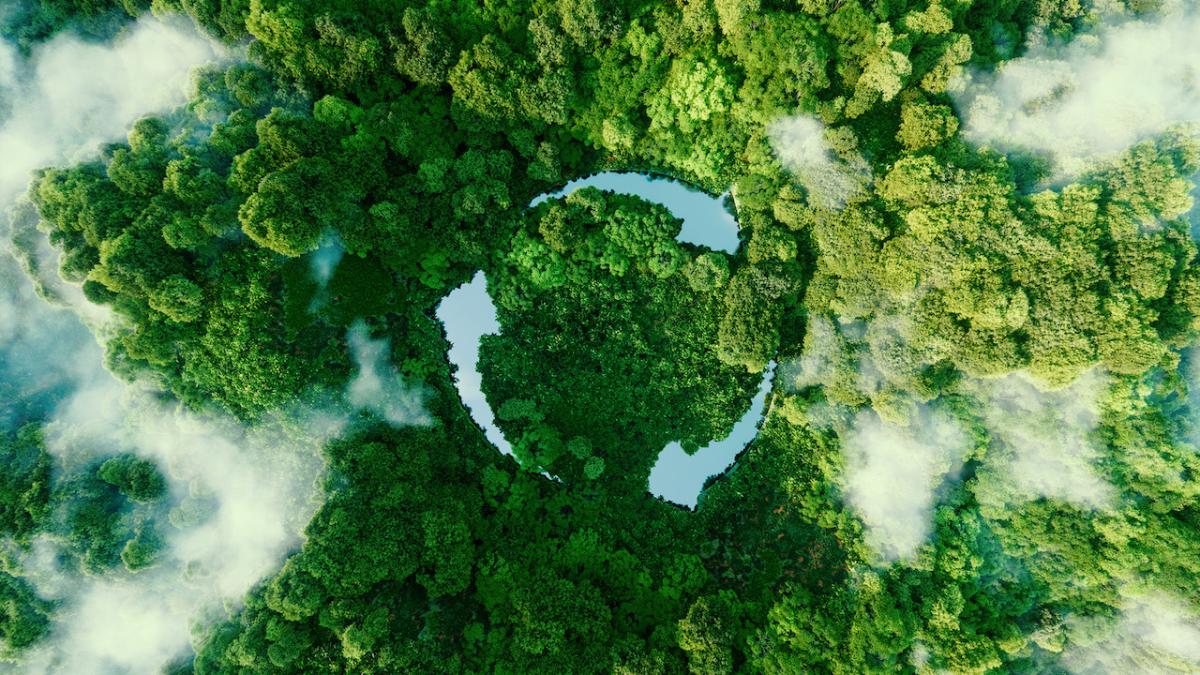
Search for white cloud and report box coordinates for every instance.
[11,317,435,673]
[0,15,372,674]
[1062,591,1200,674]
[0,16,222,207]
[347,321,433,428]
[784,315,846,391]
[972,370,1114,511]
[953,8,1200,177]
[309,239,344,287]
[841,407,968,561]
[31,575,201,674]
[0,256,106,427]
[0,40,16,90]
[0,11,222,427]
[1,15,222,331]
[768,115,871,210]
[21,373,345,674]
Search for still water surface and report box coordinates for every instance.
[437,173,771,507]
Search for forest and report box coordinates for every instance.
[1,0,1200,672]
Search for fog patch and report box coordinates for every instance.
[0,39,15,91]
[5,315,435,672]
[0,251,108,430]
[302,237,345,316]
[782,311,980,561]
[13,368,347,674]
[768,115,871,210]
[1181,347,1200,445]
[841,407,968,562]
[0,14,219,421]
[0,14,344,673]
[0,16,220,331]
[782,311,927,425]
[0,16,221,207]
[3,199,111,328]
[953,8,1200,177]
[972,370,1114,511]
[309,239,344,287]
[347,321,433,428]
[1062,591,1200,673]
[50,378,345,597]
[784,315,849,391]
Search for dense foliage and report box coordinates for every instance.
[0,425,172,654]
[4,0,1200,673]
[481,189,766,486]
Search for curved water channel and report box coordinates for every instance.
[435,172,776,507]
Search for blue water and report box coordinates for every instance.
[439,172,769,507]
[530,172,741,254]
[647,362,776,507]
[434,271,512,457]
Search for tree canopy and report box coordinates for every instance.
[6,0,1200,672]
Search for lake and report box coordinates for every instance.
[436,172,770,507]
[530,171,741,254]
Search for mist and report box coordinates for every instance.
[840,407,968,562]
[347,321,433,428]
[0,14,355,674]
[782,313,1115,559]
[0,40,15,97]
[5,317,434,673]
[970,370,1114,512]
[779,312,967,561]
[309,239,345,287]
[0,14,220,430]
[768,114,871,210]
[1061,591,1200,673]
[302,237,345,315]
[0,15,219,430]
[952,5,1200,177]
[784,315,850,391]
[0,16,220,208]
[0,254,104,429]
[21,376,345,674]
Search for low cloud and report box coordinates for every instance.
[841,407,968,561]
[0,16,221,208]
[768,115,872,210]
[971,370,1114,511]
[781,314,971,561]
[953,7,1200,177]
[11,317,435,673]
[0,15,222,411]
[783,314,886,395]
[20,374,346,674]
[0,39,16,90]
[347,321,433,428]
[309,239,344,287]
[1181,347,1200,445]
[784,315,849,391]
[0,255,105,428]
[302,237,345,315]
[0,14,371,674]
[1,15,222,329]
[1062,591,1200,673]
